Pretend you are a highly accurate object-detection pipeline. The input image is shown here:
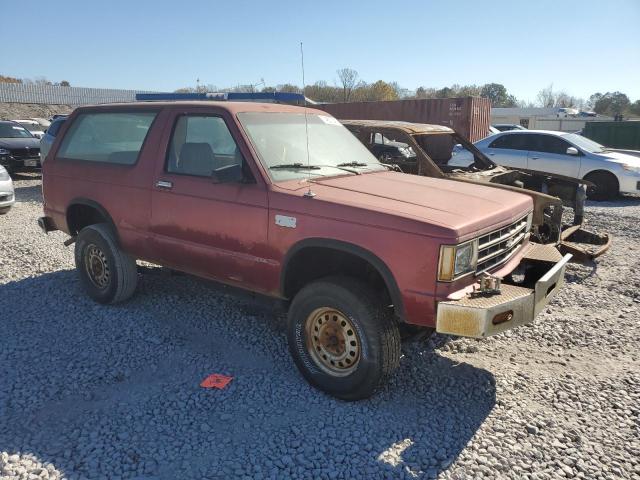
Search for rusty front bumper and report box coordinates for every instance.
[435,249,572,338]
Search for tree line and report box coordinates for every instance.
[0,75,70,87]
[178,68,640,117]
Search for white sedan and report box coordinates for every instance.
[450,130,640,200]
[0,165,15,214]
[11,119,46,139]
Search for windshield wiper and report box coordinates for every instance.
[338,161,400,172]
[337,161,370,167]
[271,163,361,175]
[270,163,321,170]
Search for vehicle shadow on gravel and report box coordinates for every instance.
[586,195,640,208]
[12,183,43,203]
[0,268,496,480]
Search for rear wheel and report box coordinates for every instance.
[287,276,401,400]
[584,171,619,201]
[74,223,138,304]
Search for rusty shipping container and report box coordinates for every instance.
[318,96,491,142]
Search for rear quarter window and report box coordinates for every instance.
[57,112,157,165]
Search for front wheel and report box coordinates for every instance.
[585,171,619,201]
[74,223,138,304]
[287,276,401,400]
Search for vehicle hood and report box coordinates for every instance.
[599,151,640,167]
[0,137,40,149]
[274,171,533,241]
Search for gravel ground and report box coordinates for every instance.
[1,174,638,480]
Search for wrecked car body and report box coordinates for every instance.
[342,120,610,261]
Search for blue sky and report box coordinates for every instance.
[2,0,639,102]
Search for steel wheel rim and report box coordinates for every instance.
[305,307,361,377]
[84,243,110,289]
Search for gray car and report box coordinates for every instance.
[40,116,67,162]
[450,130,640,200]
[0,165,15,214]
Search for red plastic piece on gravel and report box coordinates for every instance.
[200,374,233,389]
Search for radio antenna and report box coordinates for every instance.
[300,42,315,198]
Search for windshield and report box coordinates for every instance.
[238,112,385,181]
[563,133,606,153]
[17,123,43,133]
[0,123,34,139]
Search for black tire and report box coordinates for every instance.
[584,171,619,201]
[287,276,401,401]
[0,207,9,215]
[74,223,138,304]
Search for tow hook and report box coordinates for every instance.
[471,273,502,297]
[63,236,77,247]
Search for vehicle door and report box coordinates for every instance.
[526,134,581,177]
[483,133,531,169]
[149,107,271,293]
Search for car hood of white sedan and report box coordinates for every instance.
[599,151,640,168]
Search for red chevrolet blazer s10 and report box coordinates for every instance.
[39,101,571,400]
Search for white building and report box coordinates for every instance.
[491,107,610,132]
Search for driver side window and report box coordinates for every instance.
[531,135,572,155]
[166,115,244,178]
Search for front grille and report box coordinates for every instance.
[11,147,40,159]
[476,214,529,274]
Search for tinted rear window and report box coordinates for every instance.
[57,112,157,164]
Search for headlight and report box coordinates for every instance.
[622,164,640,174]
[0,166,10,181]
[0,148,9,155]
[438,239,478,282]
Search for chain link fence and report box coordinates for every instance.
[0,84,155,105]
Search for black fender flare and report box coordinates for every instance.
[281,238,405,321]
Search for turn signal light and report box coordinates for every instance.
[492,310,514,325]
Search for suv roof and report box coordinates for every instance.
[76,101,327,116]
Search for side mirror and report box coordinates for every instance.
[211,163,244,184]
[566,147,579,156]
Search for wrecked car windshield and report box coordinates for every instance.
[238,112,386,181]
[411,133,493,171]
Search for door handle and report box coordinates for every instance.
[155,180,173,189]
[531,156,539,160]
